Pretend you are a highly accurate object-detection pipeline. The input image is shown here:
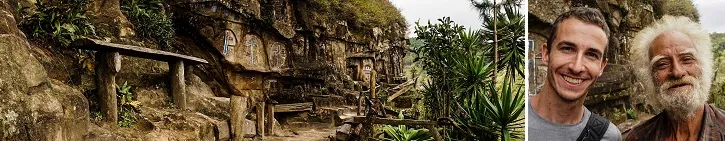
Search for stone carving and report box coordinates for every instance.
[223,29,237,55]
[268,42,287,70]
[244,34,262,65]
[363,65,371,82]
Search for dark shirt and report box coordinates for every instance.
[623,104,725,141]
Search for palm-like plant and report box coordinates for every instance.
[449,53,524,141]
[450,51,493,104]
[382,112,435,141]
[480,76,525,140]
[471,0,526,77]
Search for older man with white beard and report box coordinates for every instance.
[624,15,725,141]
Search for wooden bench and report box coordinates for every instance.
[273,102,313,113]
[71,38,208,123]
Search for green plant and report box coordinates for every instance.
[309,0,405,28]
[166,99,177,108]
[93,111,103,121]
[413,17,466,120]
[452,74,525,141]
[450,51,493,104]
[117,82,138,128]
[121,0,175,48]
[118,106,136,128]
[18,0,96,47]
[626,108,638,120]
[382,112,434,141]
[471,0,526,77]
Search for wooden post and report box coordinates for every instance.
[360,95,375,141]
[170,61,186,110]
[256,102,265,138]
[265,100,275,135]
[371,70,376,98]
[96,52,120,123]
[426,125,443,141]
[231,96,248,141]
[357,84,363,116]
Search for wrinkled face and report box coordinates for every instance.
[649,31,706,119]
[542,18,608,101]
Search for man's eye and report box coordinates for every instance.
[561,47,573,52]
[654,63,669,70]
[681,57,696,64]
[586,52,599,58]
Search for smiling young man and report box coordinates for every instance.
[528,7,622,141]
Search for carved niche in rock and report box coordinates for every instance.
[226,34,269,72]
[220,29,238,55]
[244,34,262,64]
[267,42,287,71]
[362,59,372,82]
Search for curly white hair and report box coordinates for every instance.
[629,15,713,113]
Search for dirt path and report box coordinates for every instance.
[266,122,336,141]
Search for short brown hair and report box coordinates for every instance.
[546,7,610,58]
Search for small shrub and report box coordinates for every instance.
[93,111,103,121]
[121,0,175,48]
[381,111,434,141]
[18,0,96,47]
[117,82,138,128]
[166,99,177,109]
[626,108,637,120]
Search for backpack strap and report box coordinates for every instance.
[576,113,610,141]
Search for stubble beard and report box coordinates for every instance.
[548,72,587,103]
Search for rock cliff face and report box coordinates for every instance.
[169,0,408,103]
[0,2,88,140]
[1,0,407,140]
[528,0,661,125]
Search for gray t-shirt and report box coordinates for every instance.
[528,101,622,141]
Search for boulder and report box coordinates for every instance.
[0,34,88,140]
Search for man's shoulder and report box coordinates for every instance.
[622,112,670,140]
[603,122,622,141]
[707,104,725,122]
[711,104,725,115]
[586,111,621,141]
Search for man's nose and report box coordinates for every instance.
[669,61,687,79]
[569,54,585,73]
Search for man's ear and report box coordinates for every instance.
[542,44,549,65]
[599,58,608,76]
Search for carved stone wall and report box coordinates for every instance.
[170,0,408,106]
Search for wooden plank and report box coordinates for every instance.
[371,70,376,98]
[352,116,437,126]
[386,86,411,102]
[243,134,256,138]
[71,38,208,64]
[231,96,248,141]
[357,92,363,116]
[265,101,274,135]
[96,52,119,123]
[274,102,313,113]
[171,61,186,109]
[256,102,265,138]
